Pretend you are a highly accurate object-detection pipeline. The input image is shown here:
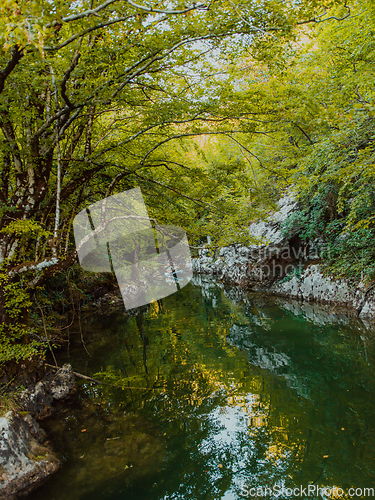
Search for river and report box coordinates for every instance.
[27,277,375,499]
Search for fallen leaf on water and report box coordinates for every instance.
[81,429,87,432]
[323,455,329,458]
[219,464,223,468]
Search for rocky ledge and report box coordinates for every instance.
[0,364,75,499]
[193,195,375,320]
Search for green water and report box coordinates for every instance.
[28,278,375,499]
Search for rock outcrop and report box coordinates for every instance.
[193,195,303,285]
[18,364,75,418]
[270,264,375,318]
[0,412,59,500]
[0,365,75,499]
[193,195,375,319]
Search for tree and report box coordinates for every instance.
[0,0,349,361]
[0,0,350,266]
[232,0,375,280]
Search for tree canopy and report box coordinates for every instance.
[0,0,349,270]
[2,0,374,362]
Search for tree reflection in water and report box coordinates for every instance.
[28,277,375,500]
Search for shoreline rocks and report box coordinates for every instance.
[0,365,75,499]
[192,195,375,320]
[0,412,59,500]
[269,264,375,319]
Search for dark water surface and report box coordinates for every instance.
[28,278,375,499]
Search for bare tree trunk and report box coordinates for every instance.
[50,67,61,257]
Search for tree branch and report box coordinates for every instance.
[9,257,59,278]
[45,16,133,51]
[132,171,217,208]
[289,121,314,145]
[139,130,269,166]
[0,46,23,94]
[111,34,213,99]
[222,133,287,179]
[125,0,207,14]
[61,52,81,109]
[33,106,73,140]
[46,0,206,28]
[48,0,119,24]
[0,111,23,174]
[297,5,350,25]
[27,252,78,288]
[58,165,105,203]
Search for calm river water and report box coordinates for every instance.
[27,277,375,499]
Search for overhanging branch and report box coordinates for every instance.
[125,0,207,14]
[0,46,23,94]
[297,4,351,25]
[48,0,206,27]
[61,52,81,109]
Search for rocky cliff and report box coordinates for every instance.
[192,195,375,319]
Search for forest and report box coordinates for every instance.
[0,0,374,365]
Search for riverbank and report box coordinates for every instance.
[192,195,375,320]
[2,192,374,498]
[0,365,75,499]
[22,278,375,499]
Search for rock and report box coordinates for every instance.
[193,194,303,286]
[92,291,123,308]
[18,364,75,418]
[0,412,60,500]
[271,265,352,305]
[49,364,75,401]
[193,194,375,320]
[0,364,76,498]
[247,194,298,247]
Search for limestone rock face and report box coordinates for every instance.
[193,195,375,319]
[270,267,375,319]
[0,412,59,500]
[193,195,299,284]
[247,194,298,247]
[271,265,351,304]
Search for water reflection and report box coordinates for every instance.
[28,277,375,500]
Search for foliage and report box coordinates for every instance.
[0,219,51,238]
[0,379,24,415]
[0,0,374,364]
[0,0,347,271]
[235,0,375,282]
[282,119,375,281]
[0,272,45,364]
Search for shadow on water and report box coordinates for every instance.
[27,276,375,500]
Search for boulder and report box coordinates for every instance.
[18,364,75,418]
[0,412,59,499]
[0,364,75,498]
